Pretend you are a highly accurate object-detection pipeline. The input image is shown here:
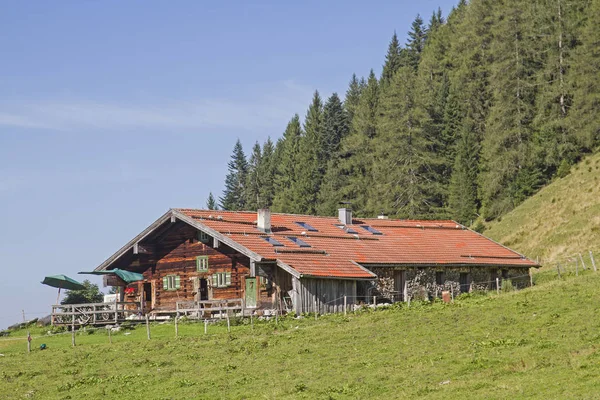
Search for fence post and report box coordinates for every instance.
[590,251,597,272]
[576,258,579,276]
[496,278,500,295]
[108,327,112,344]
[175,312,179,338]
[373,295,376,305]
[71,305,76,347]
[556,263,561,278]
[579,253,587,270]
[343,295,347,316]
[27,331,31,353]
[204,319,208,335]
[314,297,317,320]
[529,269,533,287]
[226,312,231,333]
[145,314,151,340]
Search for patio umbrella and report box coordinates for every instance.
[41,275,86,304]
[78,269,144,284]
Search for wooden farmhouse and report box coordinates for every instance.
[93,208,538,316]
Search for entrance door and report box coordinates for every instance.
[142,282,153,311]
[245,278,257,308]
[199,278,208,301]
[394,270,406,301]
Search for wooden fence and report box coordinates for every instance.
[51,301,142,326]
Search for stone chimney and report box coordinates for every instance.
[338,207,353,225]
[257,209,271,233]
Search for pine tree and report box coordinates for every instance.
[381,32,403,86]
[271,115,303,213]
[292,91,324,214]
[569,0,600,151]
[206,192,217,210]
[428,8,444,34]
[219,139,248,211]
[245,142,263,210]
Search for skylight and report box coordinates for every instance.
[360,225,383,235]
[294,221,318,232]
[262,236,284,247]
[335,224,358,234]
[287,236,311,248]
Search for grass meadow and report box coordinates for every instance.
[2,270,600,399]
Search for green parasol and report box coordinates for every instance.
[78,269,144,284]
[41,274,86,304]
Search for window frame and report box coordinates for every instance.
[163,274,180,291]
[212,272,232,288]
[197,230,210,244]
[196,255,209,272]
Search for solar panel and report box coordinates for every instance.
[262,236,284,246]
[287,236,311,248]
[360,225,383,235]
[294,221,318,232]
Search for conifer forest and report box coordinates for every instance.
[216,0,600,225]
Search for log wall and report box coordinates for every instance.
[292,277,357,314]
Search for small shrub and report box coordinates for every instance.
[501,279,515,293]
[472,220,485,233]
[556,159,571,178]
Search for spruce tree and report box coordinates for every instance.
[370,66,435,218]
[568,0,600,151]
[293,91,324,214]
[381,32,403,86]
[258,138,276,208]
[271,115,303,213]
[245,142,263,211]
[344,74,364,125]
[405,14,428,70]
[317,93,350,216]
[448,124,479,224]
[219,139,248,211]
[337,70,379,215]
[206,192,217,210]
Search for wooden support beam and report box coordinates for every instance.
[213,237,220,248]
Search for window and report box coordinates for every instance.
[196,255,209,272]
[286,236,311,248]
[162,275,180,291]
[262,236,284,246]
[294,222,318,232]
[435,271,445,285]
[360,225,383,235]
[212,272,231,288]
[197,230,210,243]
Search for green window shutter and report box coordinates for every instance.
[225,272,231,286]
[212,273,218,287]
[175,275,181,289]
[163,277,168,290]
[196,257,201,271]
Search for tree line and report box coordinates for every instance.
[214,0,600,224]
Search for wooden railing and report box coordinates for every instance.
[51,301,142,326]
[176,298,246,319]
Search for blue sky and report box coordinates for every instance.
[0,0,458,328]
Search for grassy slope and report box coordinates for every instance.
[485,152,600,264]
[2,272,600,399]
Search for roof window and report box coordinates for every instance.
[335,224,358,234]
[287,236,311,248]
[294,221,318,232]
[360,225,383,235]
[262,236,284,247]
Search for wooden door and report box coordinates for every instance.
[245,278,257,308]
[394,270,406,301]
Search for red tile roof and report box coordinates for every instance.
[174,209,538,279]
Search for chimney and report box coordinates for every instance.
[377,213,389,220]
[257,209,271,233]
[338,207,353,225]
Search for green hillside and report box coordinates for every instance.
[485,152,600,266]
[2,272,600,399]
